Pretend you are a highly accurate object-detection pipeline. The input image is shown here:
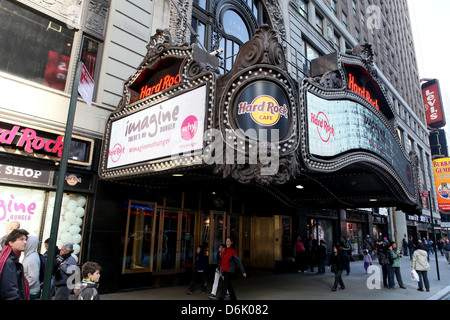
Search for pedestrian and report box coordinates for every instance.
[294,235,306,272]
[363,249,372,274]
[42,238,59,297]
[186,245,208,295]
[327,245,346,291]
[54,242,77,300]
[339,236,351,275]
[217,237,246,300]
[305,235,317,272]
[363,235,374,256]
[22,235,41,300]
[209,243,228,299]
[0,228,30,300]
[316,240,327,274]
[444,239,450,264]
[402,237,409,256]
[411,244,430,292]
[384,242,395,290]
[408,236,416,260]
[74,261,102,300]
[0,221,20,253]
[391,242,406,289]
[437,239,444,256]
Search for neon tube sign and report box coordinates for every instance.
[139,74,181,100]
[348,74,379,110]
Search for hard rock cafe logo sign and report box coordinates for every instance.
[235,81,291,141]
[310,112,335,143]
[237,95,288,126]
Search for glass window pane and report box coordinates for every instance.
[180,212,195,269]
[211,211,224,262]
[42,192,87,259]
[0,186,45,239]
[123,201,155,273]
[0,0,75,91]
[161,209,178,270]
[81,36,99,82]
[222,10,250,42]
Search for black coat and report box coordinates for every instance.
[0,251,26,300]
[328,253,346,271]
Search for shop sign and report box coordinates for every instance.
[306,92,415,195]
[0,125,64,157]
[0,122,94,166]
[432,157,450,211]
[0,164,52,185]
[235,81,290,141]
[106,85,206,169]
[422,79,446,129]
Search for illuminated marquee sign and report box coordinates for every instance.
[306,92,415,195]
[106,85,207,169]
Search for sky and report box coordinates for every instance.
[407,0,450,141]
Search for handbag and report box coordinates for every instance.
[411,269,419,282]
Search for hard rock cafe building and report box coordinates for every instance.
[0,0,429,294]
[94,28,422,293]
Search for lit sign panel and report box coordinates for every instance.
[235,81,291,141]
[422,79,446,129]
[106,85,207,169]
[432,157,450,211]
[307,92,414,194]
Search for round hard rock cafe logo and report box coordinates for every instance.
[235,81,290,141]
[238,95,288,126]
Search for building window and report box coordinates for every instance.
[192,0,269,74]
[342,12,348,29]
[297,0,308,18]
[331,0,337,15]
[0,0,75,91]
[315,14,324,34]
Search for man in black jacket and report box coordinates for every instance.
[0,229,29,300]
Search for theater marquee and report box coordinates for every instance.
[99,30,218,179]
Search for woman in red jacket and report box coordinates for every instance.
[218,237,246,300]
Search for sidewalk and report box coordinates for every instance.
[101,253,450,301]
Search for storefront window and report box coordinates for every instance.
[0,186,46,237]
[123,201,155,273]
[42,192,87,260]
[0,0,75,91]
[347,222,363,255]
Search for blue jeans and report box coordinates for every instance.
[417,270,430,291]
[384,264,394,288]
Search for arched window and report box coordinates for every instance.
[192,0,270,73]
